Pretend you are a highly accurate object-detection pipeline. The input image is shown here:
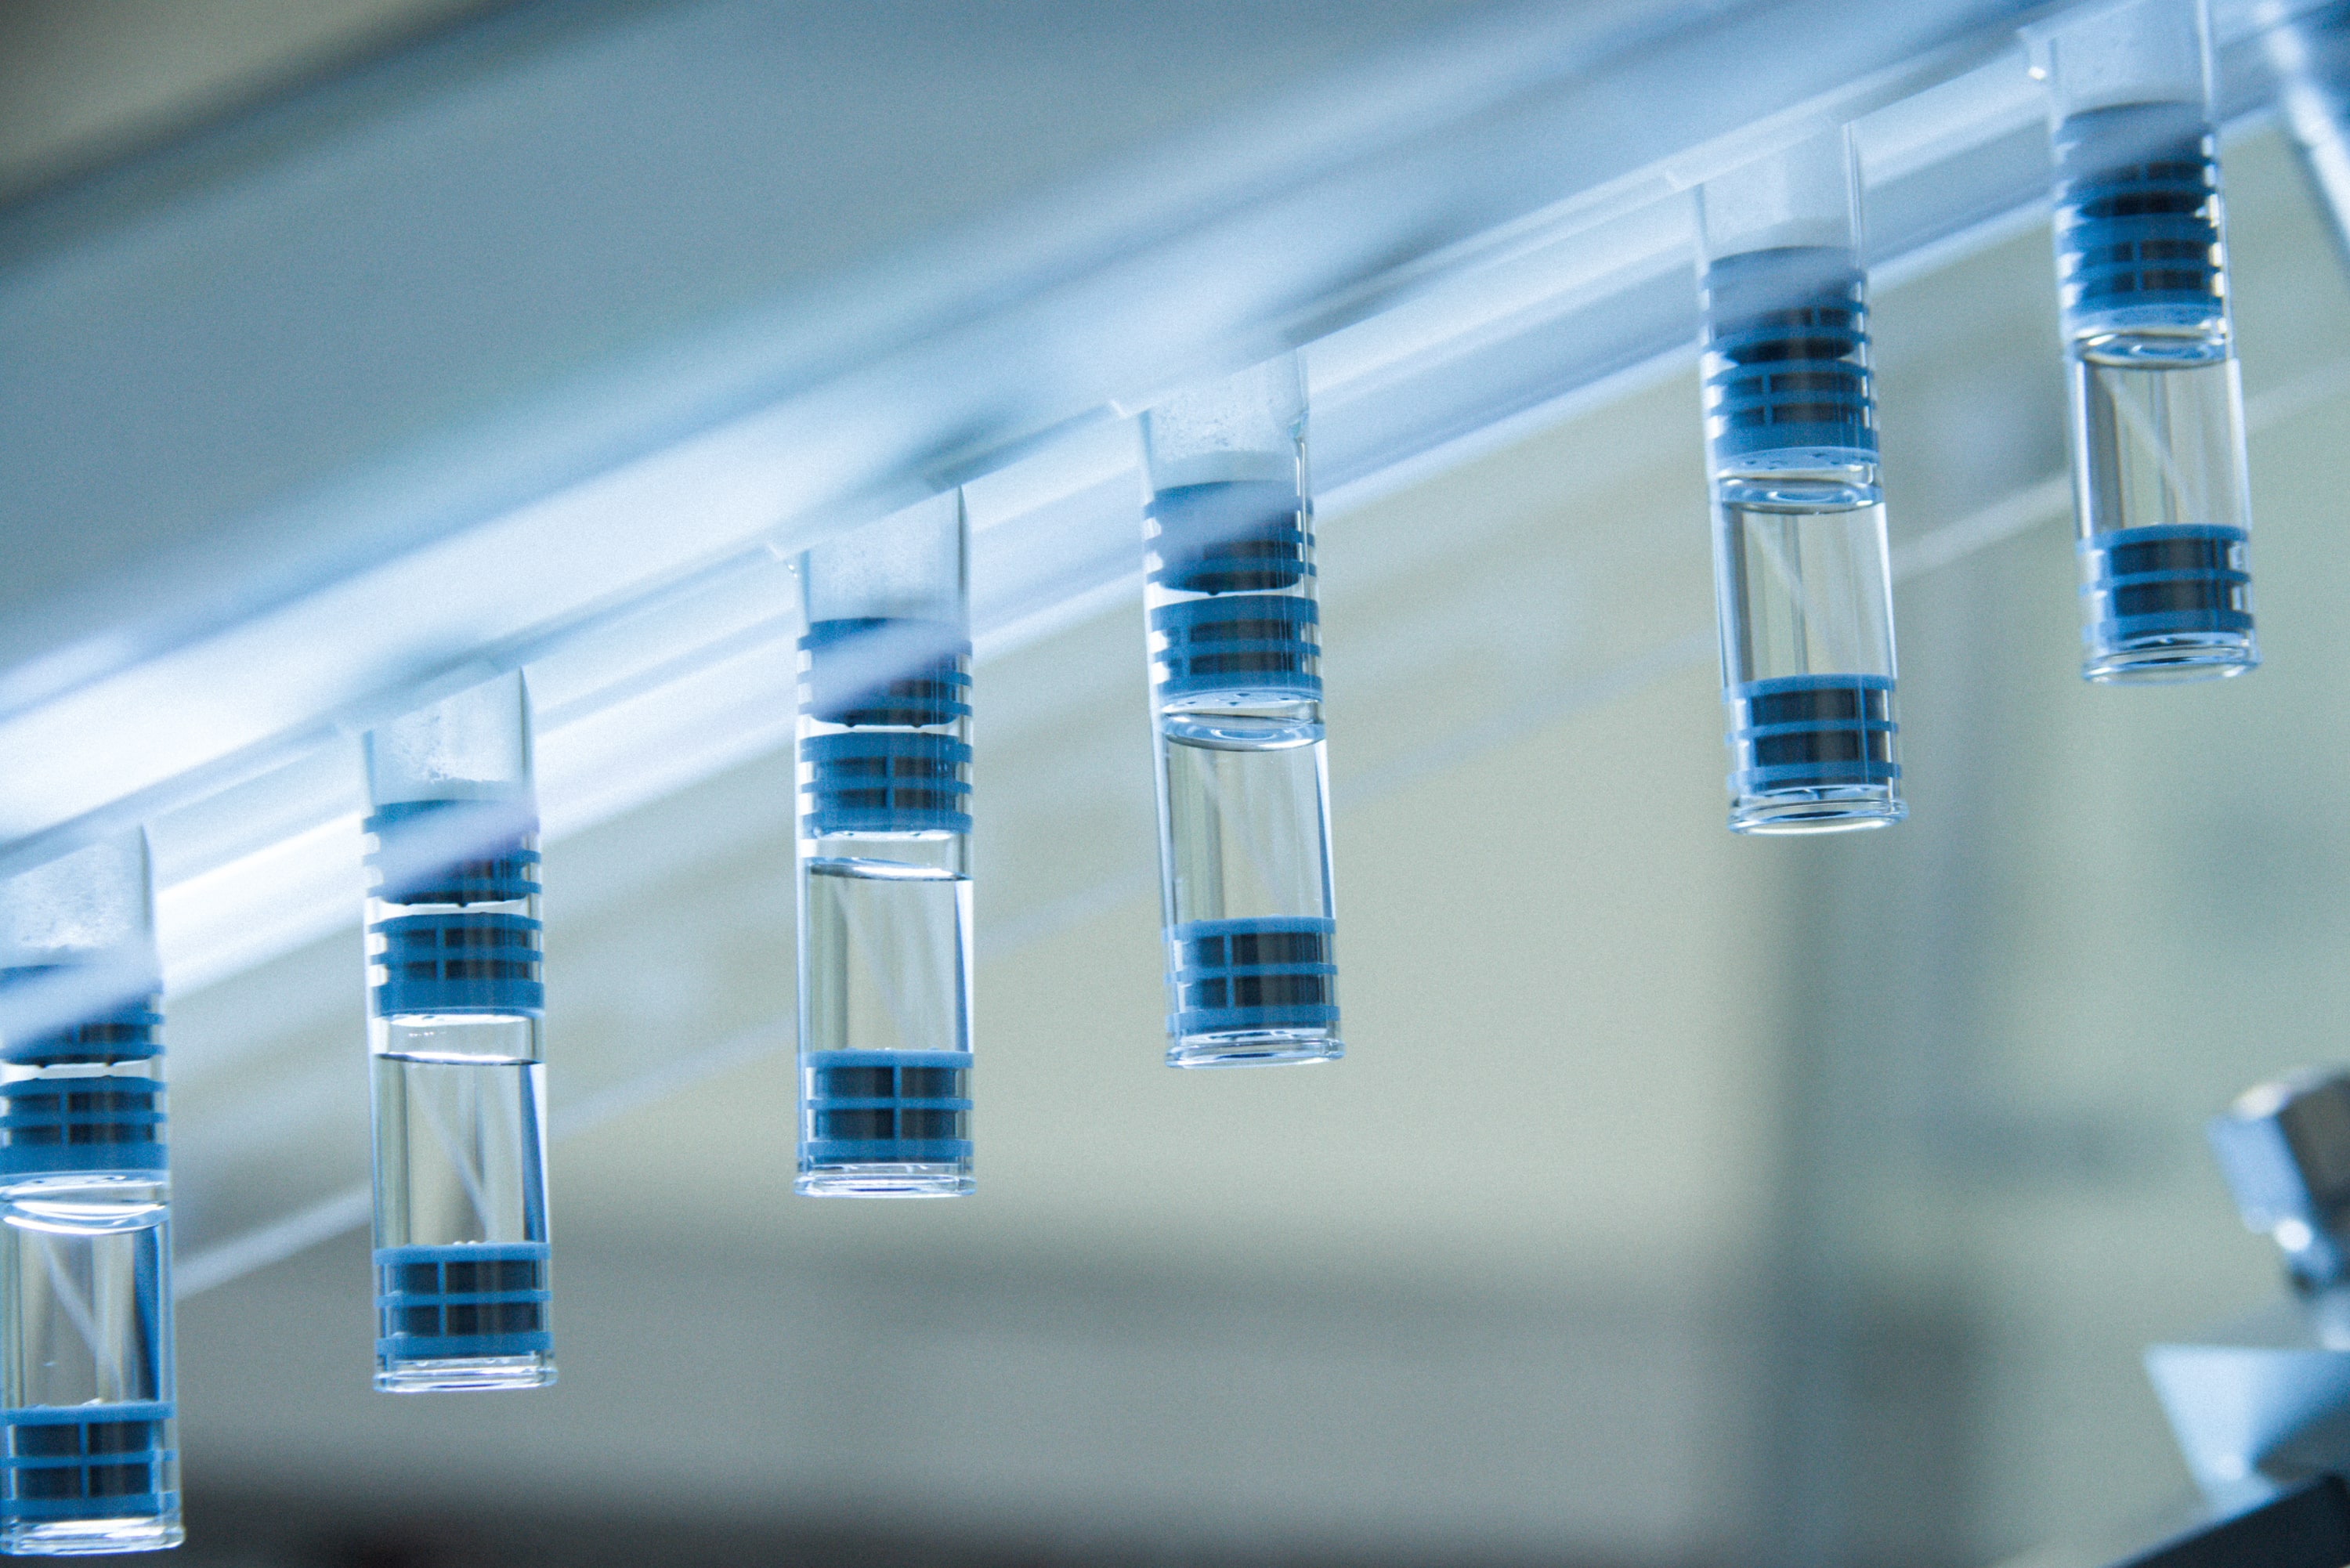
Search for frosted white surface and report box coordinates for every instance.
[2026,0,2209,120]
[0,829,154,967]
[1697,125,1860,258]
[1141,353,1305,493]
[363,671,533,805]
[802,491,967,627]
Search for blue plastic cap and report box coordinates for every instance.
[801,732,972,836]
[2080,525,2252,650]
[800,619,971,728]
[0,967,162,1067]
[1147,481,1311,595]
[371,911,544,1018]
[1726,674,1898,796]
[2053,103,2225,337]
[1151,593,1321,701]
[376,1243,551,1362]
[801,1050,973,1167]
[366,800,540,906]
[1170,917,1338,1037]
[0,1075,166,1179]
[1702,248,1877,463]
[2,1403,175,1524]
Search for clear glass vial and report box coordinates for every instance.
[2028,0,2258,682]
[796,492,974,1197]
[1140,353,1342,1067]
[363,673,554,1392]
[1698,127,1904,835]
[0,833,182,1556]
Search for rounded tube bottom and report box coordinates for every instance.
[375,1353,556,1393]
[1,1517,183,1556]
[1167,1031,1343,1069]
[797,1162,973,1198]
[1729,782,1905,835]
[2083,632,2258,684]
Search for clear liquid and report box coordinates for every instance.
[364,816,552,1389]
[1714,501,1902,834]
[370,1055,553,1390]
[1160,717,1332,923]
[1,1194,168,1410]
[371,1056,547,1250]
[375,1014,537,1063]
[1138,447,1338,1068]
[2072,351,2248,538]
[1716,500,1893,685]
[793,609,975,1196]
[798,858,973,1195]
[1158,717,1341,1067]
[0,1183,179,1555]
[2070,352,2256,682]
[801,859,971,1057]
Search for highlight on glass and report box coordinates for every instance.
[2029,0,2257,682]
[362,672,554,1392]
[1697,125,1904,835]
[1139,352,1342,1067]
[0,833,182,1555]
[795,491,975,1197]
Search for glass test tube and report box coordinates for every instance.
[363,673,554,1392]
[1698,128,1905,835]
[1141,354,1342,1067]
[796,492,975,1198]
[0,833,181,1556]
[2030,0,2258,681]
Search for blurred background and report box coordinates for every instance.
[5,0,2350,1564]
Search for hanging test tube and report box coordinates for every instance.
[1698,128,1904,835]
[2030,0,2257,682]
[796,493,974,1197]
[1141,355,1342,1067]
[0,833,181,1556]
[362,673,553,1392]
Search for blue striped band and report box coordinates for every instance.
[2,1403,175,1523]
[376,1242,551,1361]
